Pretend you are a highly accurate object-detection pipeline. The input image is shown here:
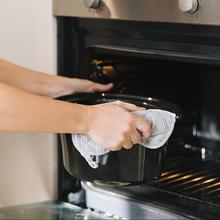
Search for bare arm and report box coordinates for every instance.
[0,59,151,150]
[0,82,90,133]
[0,59,113,98]
[0,82,150,150]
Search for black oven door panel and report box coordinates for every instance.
[57,18,220,219]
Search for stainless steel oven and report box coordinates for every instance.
[54,0,220,219]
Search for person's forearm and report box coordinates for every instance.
[0,59,70,98]
[0,82,90,133]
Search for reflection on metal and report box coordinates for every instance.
[190,180,220,194]
[156,173,182,182]
[0,202,110,220]
[180,178,217,192]
[53,0,220,26]
[206,187,220,195]
[82,181,188,219]
[201,148,206,160]
[152,143,220,204]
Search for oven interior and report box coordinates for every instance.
[86,49,220,206]
[57,18,220,215]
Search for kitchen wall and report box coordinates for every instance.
[0,0,57,206]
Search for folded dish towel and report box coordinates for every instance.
[71,109,176,168]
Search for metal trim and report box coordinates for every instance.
[81,181,190,219]
[53,0,220,26]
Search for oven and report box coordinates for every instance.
[54,0,220,219]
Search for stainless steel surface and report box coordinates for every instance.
[178,0,199,13]
[82,182,189,219]
[83,0,101,9]
[0,202,113,220]
[53,0,220,26]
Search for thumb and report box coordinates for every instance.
[135,116,152,140]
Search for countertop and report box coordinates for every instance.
[0,201,113,219]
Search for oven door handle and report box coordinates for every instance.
[90,44,217,64]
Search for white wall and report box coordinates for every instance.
[0,0,57,206]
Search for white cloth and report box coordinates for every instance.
[71,109,176,168]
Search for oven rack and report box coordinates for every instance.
[83,142,220,219]
[151,142,220,205]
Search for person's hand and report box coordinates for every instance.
[52,77,113,98]
[67,78,113,93]
[87,101,151,151]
